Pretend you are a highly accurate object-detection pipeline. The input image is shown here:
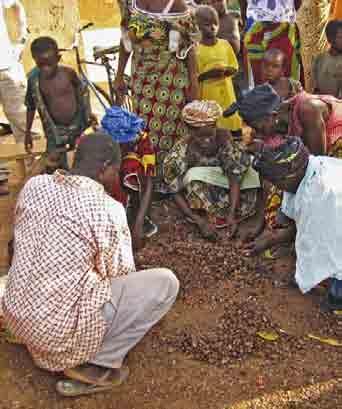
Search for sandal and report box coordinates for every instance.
[64,364,115,386]
[56,380,115,397]
[58,366,130,397]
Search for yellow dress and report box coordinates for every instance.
[196,39,242,132]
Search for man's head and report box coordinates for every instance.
[253,137,309,193]
[262,48,285,84]
[204,0,227,17]
[224,84,281,137]
[326,20,342,53]
[72,131,121,194]
[31,36,60,79]
[195,5,219,40]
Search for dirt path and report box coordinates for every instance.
[0,203,341,409]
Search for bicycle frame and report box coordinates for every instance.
[61,22,132,111]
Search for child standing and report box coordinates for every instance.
[312,20,342,98]
[262,48,302,100]
[205,0,241,55]
[25,37,93,170]
[195,5,242,135]
[261,48,302,134]
[101,106,157,247]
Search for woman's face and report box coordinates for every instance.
[191,125,218,154]
[249,113,278,137]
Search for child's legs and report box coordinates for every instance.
[46,137,69,171]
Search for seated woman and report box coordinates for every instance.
[251,137,342,312]
[163,100,260,240]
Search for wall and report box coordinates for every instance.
[79,0,120,28]
[6,0,81,71]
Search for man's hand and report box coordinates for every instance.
[25,131,33,152]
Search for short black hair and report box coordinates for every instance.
[195,5,219,24]
[31,36,59,57]
[325,20,342,44]
[71,131,121,180]
[264,48,285,63]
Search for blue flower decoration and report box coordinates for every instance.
[101,106,145,143]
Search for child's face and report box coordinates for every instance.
[206,0,226,15]
[334,29,342,52]
[197,10,219,40]
[33,49,60,79]
[262,54,284,84]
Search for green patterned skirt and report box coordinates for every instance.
[131,44,190,192]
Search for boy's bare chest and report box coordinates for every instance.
[40,73,74,100]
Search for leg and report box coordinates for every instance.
[0,64,27,143]
[60,268,179,396]
[90,268,179,369]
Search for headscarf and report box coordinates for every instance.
[223,84,281,125]
[252,137,310,184]
[182,100,222,127]
[101,106,145,144]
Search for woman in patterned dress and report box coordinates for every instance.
[296,0,331,91]
[114,0,200,192]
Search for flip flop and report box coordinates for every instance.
[56,379,117,397]
[57,367,130,397]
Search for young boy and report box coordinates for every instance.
[101,106,157,246]
[312,19,342,98]
[25,37,92,170]
[195,5,242,134]
[262,48,302,135]
[262,48,302,100]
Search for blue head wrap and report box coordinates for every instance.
[101,106,145,143]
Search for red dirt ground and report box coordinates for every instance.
[0,201,341,409]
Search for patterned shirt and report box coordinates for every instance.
[247,0,296,23]
[2,171,135,372]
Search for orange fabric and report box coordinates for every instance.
[331,0,342,19]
